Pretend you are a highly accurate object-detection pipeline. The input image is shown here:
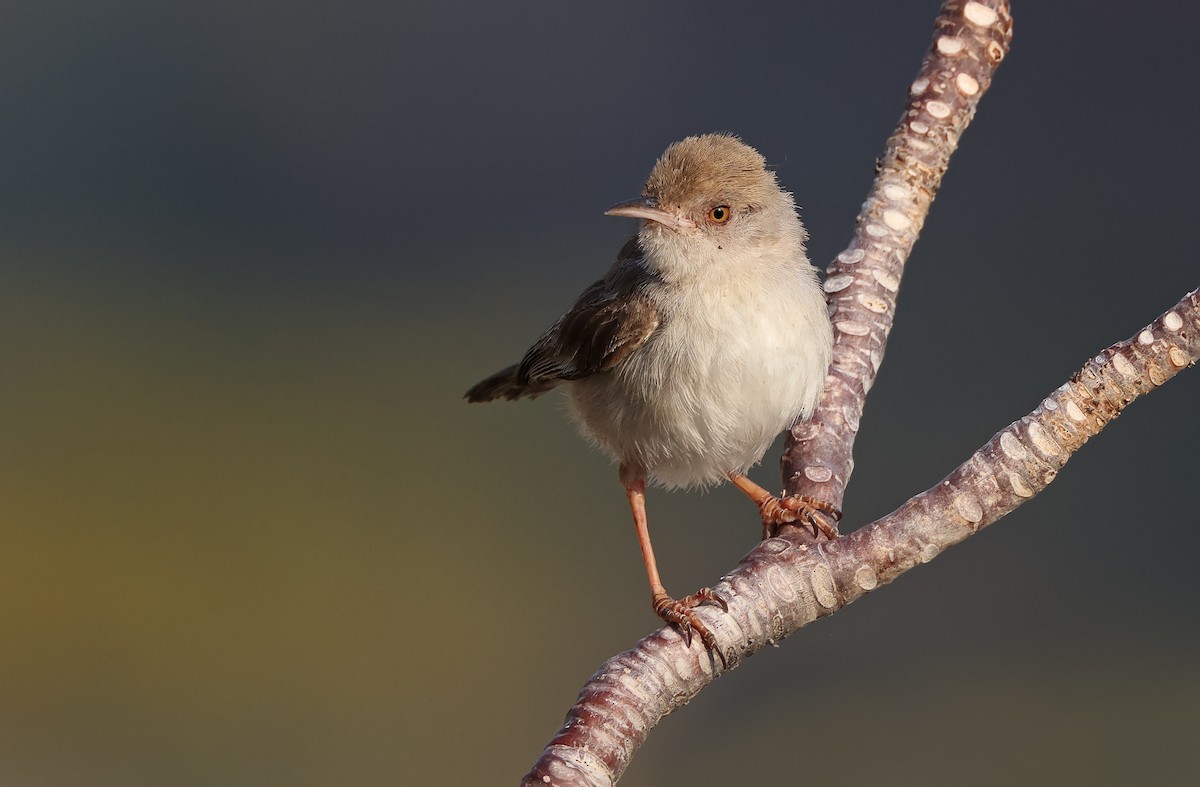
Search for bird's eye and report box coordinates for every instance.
[707,205,732,224]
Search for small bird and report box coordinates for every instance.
[466,133,837,650]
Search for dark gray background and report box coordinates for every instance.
[2,1,1197,784]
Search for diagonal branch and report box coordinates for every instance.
[782,0,1013,519]
[523,290,1198,786]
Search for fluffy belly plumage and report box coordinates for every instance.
[566,285,830,489]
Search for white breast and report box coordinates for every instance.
[566,250,831,489]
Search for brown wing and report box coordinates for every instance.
[464,239,661,402]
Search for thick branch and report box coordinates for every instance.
[524,291,1198,787]
[782,0,1013,515]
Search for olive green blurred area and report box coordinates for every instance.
[2,1,1199,785]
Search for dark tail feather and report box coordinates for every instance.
[465,364,559,402]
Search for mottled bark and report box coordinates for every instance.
[781,0,1013,520]
[521,2,1198,785]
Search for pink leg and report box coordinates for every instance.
[621,464,727,659]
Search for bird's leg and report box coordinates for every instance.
[726,471,841,541]
[621,464,727,661]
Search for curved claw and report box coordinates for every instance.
[652,589,728,666]
[696,586,729,614]
[762,495,841,540]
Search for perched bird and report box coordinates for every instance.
[466,133,837,650]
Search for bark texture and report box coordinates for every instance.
[781,0,1013,516]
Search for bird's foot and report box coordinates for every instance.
[652,588,728,665]
[727,473,841,542]
[760,495,841,541]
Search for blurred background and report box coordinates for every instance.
[2,1,1197,784]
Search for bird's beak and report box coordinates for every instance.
[604,198,695,230]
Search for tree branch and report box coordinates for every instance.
[520,2,1195,784]
[782,0,1013,517]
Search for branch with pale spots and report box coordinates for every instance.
[781,0,1012,526]
[523,290,1198,787]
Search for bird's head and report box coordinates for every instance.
[605,133,806,278]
